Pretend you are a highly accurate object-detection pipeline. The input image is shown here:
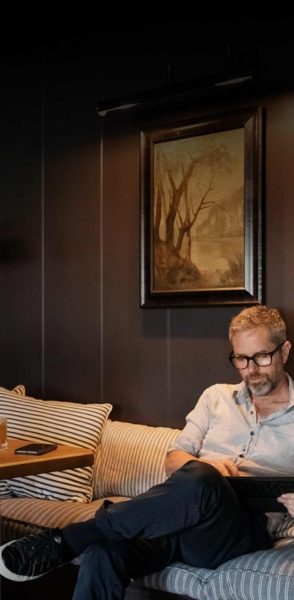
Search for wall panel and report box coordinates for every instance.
[0,58,43,392]
[1,27,294,426]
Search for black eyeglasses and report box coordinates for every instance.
[229,341,285,370]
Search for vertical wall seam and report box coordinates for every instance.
[166,308,171,420]
[99,118,104,403]
[41,56,45,398]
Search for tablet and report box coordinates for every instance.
[226,476,294,512]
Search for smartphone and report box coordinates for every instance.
[15,443,58,455]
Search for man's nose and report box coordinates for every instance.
[247,358,260,371]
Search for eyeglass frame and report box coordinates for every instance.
[229,341,286,370]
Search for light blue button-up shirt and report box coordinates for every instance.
[170,375,294,476]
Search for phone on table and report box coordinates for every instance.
[15,443,58,455]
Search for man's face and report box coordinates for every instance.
[231,326,290,396]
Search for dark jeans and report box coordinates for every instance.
[61,461,272,600]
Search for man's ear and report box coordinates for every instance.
[282,340,292,364]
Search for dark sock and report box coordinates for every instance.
[52,529,75,561]
[61,519,100,556]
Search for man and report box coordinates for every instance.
[1,305,294,600]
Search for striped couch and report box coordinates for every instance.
[1,419,294,600]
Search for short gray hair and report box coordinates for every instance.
[229,305,287,345]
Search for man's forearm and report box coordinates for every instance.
[165,450,240,477]
[165,450,198,477]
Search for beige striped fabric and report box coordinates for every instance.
[0,496,128,533]
[0,389,112,502]
[94,420,180,499]
[139,544,294,599]
[0,384,25,396]
[273,514,294,541]
[12,384,26,395]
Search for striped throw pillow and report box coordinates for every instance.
[0,389,112,503]
[94,420,179,498]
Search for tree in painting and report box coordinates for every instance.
[153,128,244,291]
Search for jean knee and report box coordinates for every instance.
[177,460,223,487]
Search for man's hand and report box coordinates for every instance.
[165,450,239,477]
[277,493,294,516]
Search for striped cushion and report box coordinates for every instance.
[0,495,130,546]
[139,563,206,599]
[0,385,26,395]
[0,389,112,502]
[94,420,180,498]
[12,384,26,395]
[0,496,129,537]
[271,513,294,542]
[140,545,294,599]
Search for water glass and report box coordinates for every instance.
[0,416,8,449]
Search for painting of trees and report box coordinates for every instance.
[141,107,263,308]
[152,128,244,291]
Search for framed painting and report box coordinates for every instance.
[140,106,264,308]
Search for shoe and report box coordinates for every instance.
[0,529,71,582]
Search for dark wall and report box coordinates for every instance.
[1,22,294,428]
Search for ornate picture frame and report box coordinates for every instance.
[140,107,264,308]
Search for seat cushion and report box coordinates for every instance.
[139,544,294,599]
[0,495,130,545]
[0,495,129,532]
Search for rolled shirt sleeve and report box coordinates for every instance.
[167,387,211,456]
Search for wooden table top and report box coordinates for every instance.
[0,438,94,480]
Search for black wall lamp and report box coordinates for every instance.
[96,68,255,117]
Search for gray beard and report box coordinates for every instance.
[247,380,274,396]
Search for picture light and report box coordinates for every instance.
[96,69,254,117]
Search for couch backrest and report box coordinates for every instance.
[93,420,180,499]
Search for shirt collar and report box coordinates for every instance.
[233,382,251,406]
